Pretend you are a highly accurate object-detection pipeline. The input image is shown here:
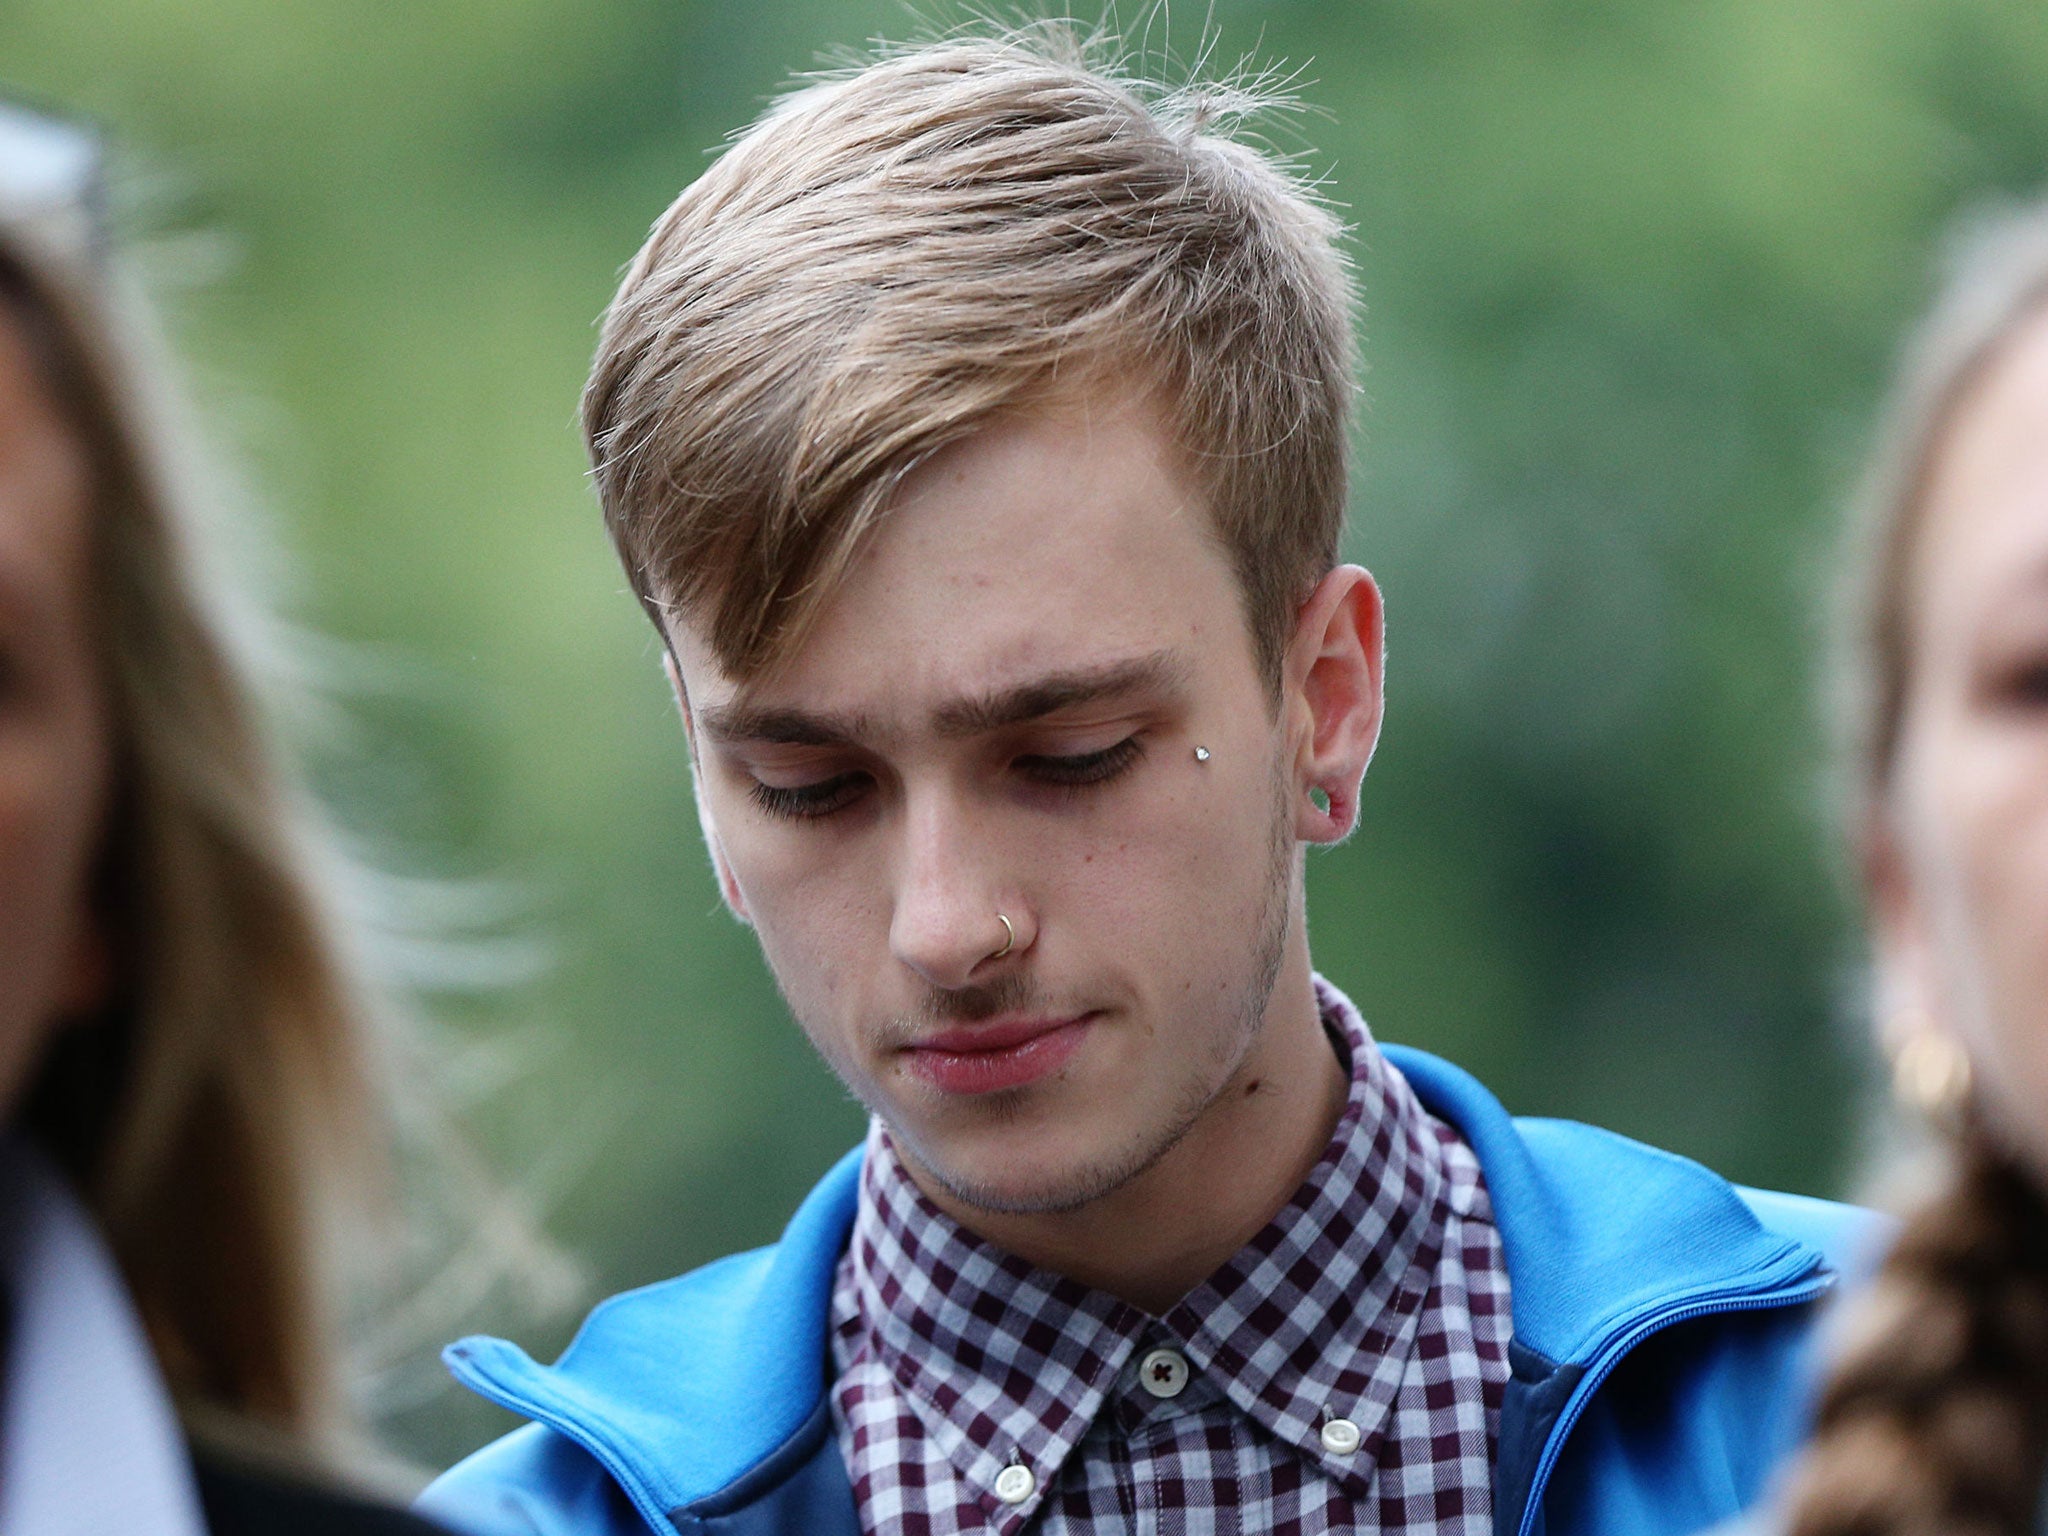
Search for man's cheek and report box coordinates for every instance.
[754,886,861,994]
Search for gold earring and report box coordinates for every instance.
[1890,1020,1973,1127]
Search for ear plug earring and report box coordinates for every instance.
[1193,746,1211,762]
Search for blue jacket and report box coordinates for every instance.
[420,1047,1875,1536]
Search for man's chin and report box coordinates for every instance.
[890,1121,1178,1218]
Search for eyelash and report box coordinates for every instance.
[750,774,867,821]
[1017,735,1145,790]
[747,736,1147,822]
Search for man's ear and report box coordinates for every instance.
[664,649,752,925]
[1284,565,1385,845]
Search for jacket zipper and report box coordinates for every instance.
[1514,1268,1836,1536]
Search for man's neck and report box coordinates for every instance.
[901,956,1349,1316]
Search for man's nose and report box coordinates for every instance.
[888,793,1017,991]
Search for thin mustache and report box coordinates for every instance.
[881,974,1051,1045]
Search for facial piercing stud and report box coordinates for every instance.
[1193,746,1211,762]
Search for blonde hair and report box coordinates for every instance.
[3,223,383,1450]
[584,23,1355,685]
[1788,202,2048,1536]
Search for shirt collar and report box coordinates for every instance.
[1160,978,1451,1476]
[845,1122,1146,1516]
[841,975,1461,1516]
[0,1135,208,1536]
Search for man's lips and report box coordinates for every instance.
[902,1012,1095,1095]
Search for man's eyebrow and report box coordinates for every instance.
[695,651,1189,748]
[695,702,871,747]
[932,651,1190,738]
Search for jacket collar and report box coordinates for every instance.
[442,1044,1826,1528]
[1382,1046,1825,1366]
[445,1150,861,1526]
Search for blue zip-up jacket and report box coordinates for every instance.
[420,1047,1877,1536]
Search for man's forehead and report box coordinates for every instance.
[662,390,1250,745]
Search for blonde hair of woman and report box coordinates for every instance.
[0,98,518,1488]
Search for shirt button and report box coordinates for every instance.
[1138,1347,1191,1398]
[993,1464,1036,1505]
[1321,1416,1363,1455]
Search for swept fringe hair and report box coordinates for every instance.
[584,20,1356,686]
[1788,201,2048,1536]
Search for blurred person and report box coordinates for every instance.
[0,97,458,1533]
[1773,203,2048,1536]
[424,26,1872,1536]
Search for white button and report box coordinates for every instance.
[1321,1416,1363,1455]
[1138,1347,1190,1398]
[993,1464,1036,1505]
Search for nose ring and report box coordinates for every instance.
[991,913,1015,960]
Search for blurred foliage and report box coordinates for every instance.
[8,0,2048,1470]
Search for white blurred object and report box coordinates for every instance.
[0,1138,207,1536]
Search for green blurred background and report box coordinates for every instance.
[8,0,2047,1469]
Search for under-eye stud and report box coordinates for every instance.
[1193,746,1211,762]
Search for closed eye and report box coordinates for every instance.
[750,771,870,821]
[745,736,1146,820]
[1015,735,1145,789]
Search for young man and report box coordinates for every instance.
[422,30,1869,1536]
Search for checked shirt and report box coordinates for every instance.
[827,978,1513,1536]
